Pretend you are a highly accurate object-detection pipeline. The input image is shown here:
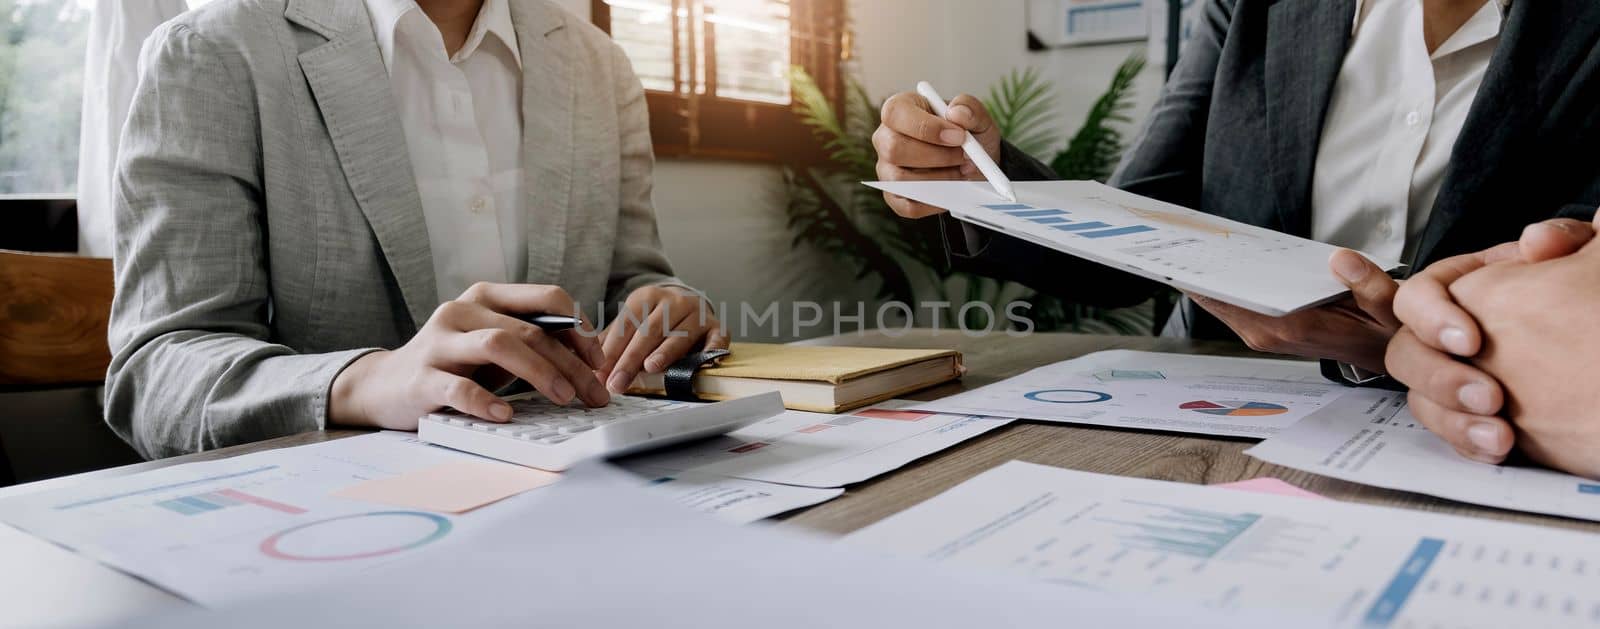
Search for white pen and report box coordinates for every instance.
[916,81,1017,203]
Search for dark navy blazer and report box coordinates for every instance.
[950,0,1600,341]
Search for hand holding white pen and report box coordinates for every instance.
[871,82,1016,218]
[915,81,1017,202]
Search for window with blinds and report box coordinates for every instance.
[604,0,792,105]
[593,0,845,162]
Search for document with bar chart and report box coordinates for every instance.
[845,461,1600,628]
[0,433,506,605]
[866,180,1401,316]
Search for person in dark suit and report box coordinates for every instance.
[872,0,1599,386]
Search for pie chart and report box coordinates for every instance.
[1180,400,1289,417]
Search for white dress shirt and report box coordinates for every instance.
[1311,0,1505,264]
[77,0,190,257]
[363,0,527,303]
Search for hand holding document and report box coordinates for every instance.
[846,461,1600,628]
[1247,390,1600,522]
[864,180,1401,316]
[906,351,1349,438]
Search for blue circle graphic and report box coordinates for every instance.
[1024,389,1113,404]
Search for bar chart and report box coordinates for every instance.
[156,488,306,516]
[981,203,1160,240]
[1097,500,1261,558]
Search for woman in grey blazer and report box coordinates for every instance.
[106,0,724,459]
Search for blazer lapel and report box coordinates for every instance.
[1263,0,1356,238]
[511,2,575,287]
[288,0,438,330]
[1417,0,1600,263]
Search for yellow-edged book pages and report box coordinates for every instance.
[630,343,963,413]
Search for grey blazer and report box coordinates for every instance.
[107,0,683,458]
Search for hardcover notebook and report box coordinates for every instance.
[631,343,964,413]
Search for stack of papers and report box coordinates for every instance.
[620,400,1010,488]
[128,464,1262,629]
[845,461,1600,627]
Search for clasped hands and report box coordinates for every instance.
[1386,216,1600,477]
[1203,214,1600,477]
[329,283,728,430]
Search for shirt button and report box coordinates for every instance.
[470,197,489,213]
[1404,111,1421,127]
[1377,222,1394,238]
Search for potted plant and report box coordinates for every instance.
[784,55,1165,334]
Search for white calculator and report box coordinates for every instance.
[417,391,784,471]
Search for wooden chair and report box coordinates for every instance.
[0,250,138,484]
[0,250,114,386]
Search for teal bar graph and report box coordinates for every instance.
[1099,500,1261,558]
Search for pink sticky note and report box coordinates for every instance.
[1216,477,1328,500]
[334,461,560,514]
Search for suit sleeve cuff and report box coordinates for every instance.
[1320,359,1403,389]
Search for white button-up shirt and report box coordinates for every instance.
[363,0,527,303]
[1311,0,1505,263]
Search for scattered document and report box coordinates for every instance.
[845,461,1600,628]
[866,180,1400,316]
[623,465,843,524]
[0,433,517,604]
[333,460,560,514]
[128,463,1262,629]
[1247,390,1600,522]
[0,434,849,605]
[906,350,1347,438]
[620,401,1011,488]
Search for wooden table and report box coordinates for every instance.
[11,330,1598,538]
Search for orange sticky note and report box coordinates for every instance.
[334,461,561,514]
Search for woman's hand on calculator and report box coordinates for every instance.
[599,285,730,395]
[328,283,611,431]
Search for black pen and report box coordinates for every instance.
[517,314,583,332]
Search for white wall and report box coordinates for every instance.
[852,1,1164,139]
[557,0,1164,340]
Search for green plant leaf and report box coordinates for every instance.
[983,67,1061,161]
[782,56,1153,336]
[1051,53,1147,182]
